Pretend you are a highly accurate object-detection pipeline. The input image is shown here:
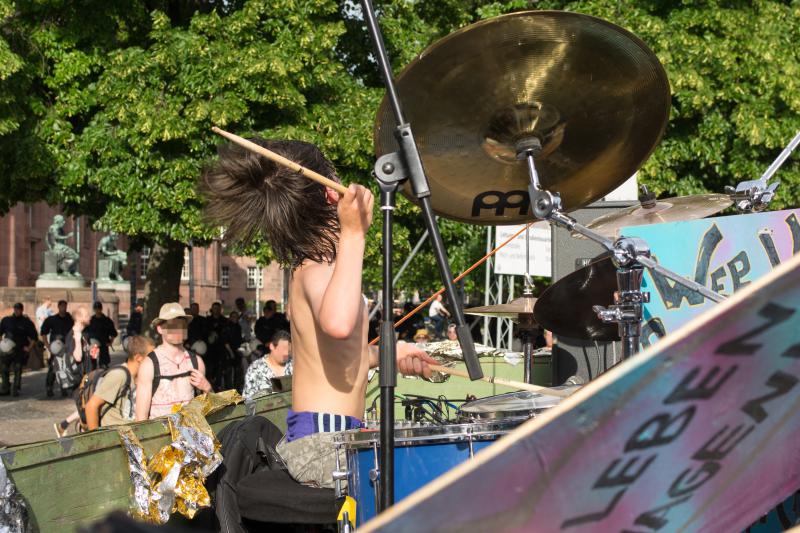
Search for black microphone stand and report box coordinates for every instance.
[360,0,484,513]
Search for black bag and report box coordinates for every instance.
[148,351,199,396]
[74,366,132,430]
[207,416,285,533]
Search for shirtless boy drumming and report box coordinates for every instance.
[201,139,436,487]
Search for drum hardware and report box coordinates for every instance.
[726,130,799,212]
[360,0,484,510]
[522,141,726,360]
[457,387,579,422]
[464,289,540,384]
[333,447,347,500]
[370,441,380,512]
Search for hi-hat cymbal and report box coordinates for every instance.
[581,194,733,238]
[534,255,618,341]
[465,295,537,320]
[374,11,671,225]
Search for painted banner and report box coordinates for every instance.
[620,209,800,348]
[361,252,800,533]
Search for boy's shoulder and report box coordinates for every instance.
[293,260,335,289]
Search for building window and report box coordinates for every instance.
[221,266,230,289]
[181,248,190,280]
[140,247,151,279]
[246,266,263,289]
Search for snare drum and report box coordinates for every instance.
[336,420,520,525]
[457,386,579,422]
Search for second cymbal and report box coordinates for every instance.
[581,193,732,238]
[465,295,537,321]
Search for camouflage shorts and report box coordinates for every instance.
[276,432,346,489]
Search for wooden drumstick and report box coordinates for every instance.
[211,126,349,196]
[428,364,573,399]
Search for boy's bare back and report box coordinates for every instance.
[289,260,370,418]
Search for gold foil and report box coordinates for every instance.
[117,391,243,523]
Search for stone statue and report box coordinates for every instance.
[45,215,79,276]
[97,231,127,281]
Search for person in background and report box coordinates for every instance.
[35,298,54,331]
[53,306,97,436]
[427,294,450,339]
[126,301,144,337]
[224,310,243,391]
[205,301,228,390]
[186,302,208,350]
[413,328,431,348]
[84,336,154,430]
[254,300,289,347]
[234,297,253,344]
[41,300,74,397]
[242,330,292,399]
[88,302,117,370]
[135,303,212,420]
[0,303,38,396]
[446,323,458,341]
[396,302,421,342]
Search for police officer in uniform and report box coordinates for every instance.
[0,303,38,396]
[40,300,74,397]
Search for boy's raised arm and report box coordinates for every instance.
[305,184,373,339]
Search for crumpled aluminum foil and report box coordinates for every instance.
[423,340,506,361]
[117,390,242,523]
[0,458,28,533]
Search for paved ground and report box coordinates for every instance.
[0,350,126,447]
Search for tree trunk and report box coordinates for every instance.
[142,239,185,335]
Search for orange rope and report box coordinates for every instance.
[369,223,534,345]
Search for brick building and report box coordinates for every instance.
[0,202,286,318]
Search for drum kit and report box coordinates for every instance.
[325,4,800,526]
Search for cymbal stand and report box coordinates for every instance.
[360,0,483,512]
[517,139,725,359]
[726,130,799,212]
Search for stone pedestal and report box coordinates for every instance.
[97,259,125,282]
[37,250,85,288]
[35,275,87,288]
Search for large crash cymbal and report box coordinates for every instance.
[465,294,537,321]
[374,11,671,225]
[581,193,733,238]
[534,254,618,341]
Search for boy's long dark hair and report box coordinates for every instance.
[200,138,340,269]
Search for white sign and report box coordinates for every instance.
[494,222,551,277]
[602,173,638,201]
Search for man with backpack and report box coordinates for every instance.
[135,302,212,420]
[53,335,154,435]
[82,335,154,430]
[41,300,74,397]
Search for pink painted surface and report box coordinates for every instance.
[363,253,800,532]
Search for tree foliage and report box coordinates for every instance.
[0,0,798,303]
